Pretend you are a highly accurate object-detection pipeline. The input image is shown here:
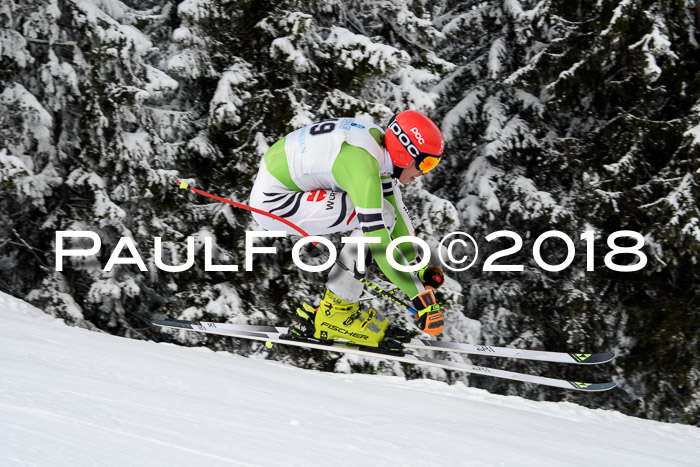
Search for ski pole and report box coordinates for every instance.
[176,181,420,316]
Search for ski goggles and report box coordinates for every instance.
[416,154,441,173]
[388,116,442,173]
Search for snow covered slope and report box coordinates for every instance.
[1,292,698,467]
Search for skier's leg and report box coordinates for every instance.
[325,198,396,302]
[304,199,399,345]
[251,155,401,346]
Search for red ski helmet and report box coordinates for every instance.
[385,110,444,173]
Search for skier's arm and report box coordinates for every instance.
[333,143,444,336]
[332,144,424,299]
[382,176,420,262]
[384,178,445,289]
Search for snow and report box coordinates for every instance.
[269,13,318,73]
[546,60,585,93]
[177,0,215,22]
[167,47,215,79]
[392,65,440,111]
[683,107,700,146]
[462,155,503,215]
[513,89,545,118]
[144,65,179,97]
[604,147,638,176]
[73,0,152,55]
[326,27,409,72]
[0,29,32,68]
[629,22,678,82]
[2,292,700,466]
[510,175,561,219]
[0,83,53,154]
[488,38,506,79]
[271,37,314,72]
[601,0,633,36]
[503,0,525,17]
[210,62,254,126]
[441,87,484,141]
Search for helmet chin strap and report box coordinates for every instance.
[392,166,404,179]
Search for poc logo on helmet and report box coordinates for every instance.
[389,121,420,158]
[410,127,425,145]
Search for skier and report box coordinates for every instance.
[249,111,446,348]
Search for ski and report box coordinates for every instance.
[153,320,614,364]
[153,319,617,392]
[403,339,615,364]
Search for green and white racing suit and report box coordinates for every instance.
[249,117,428,305]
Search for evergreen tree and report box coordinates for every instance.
[2,0,188,332]
[432,0,699,423]
[539,0,700,423]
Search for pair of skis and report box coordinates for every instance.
[153,319,617,392]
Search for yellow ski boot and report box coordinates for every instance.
[290,290,393,347]
[313,289,390,347]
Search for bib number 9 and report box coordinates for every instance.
[310,119,339,136]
